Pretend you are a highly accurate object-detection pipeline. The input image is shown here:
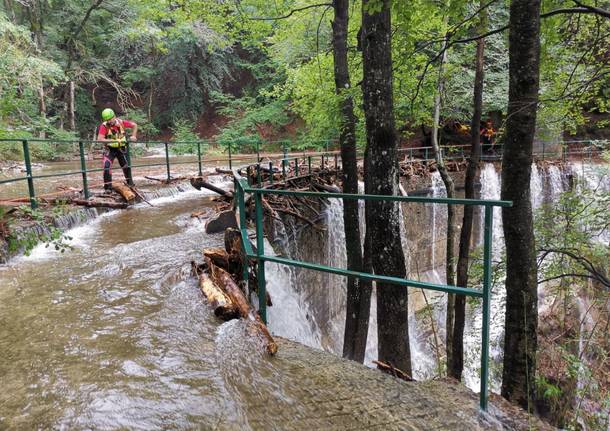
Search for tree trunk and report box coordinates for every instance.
[501,0,541,410]
[450,0,487,380]
[68,80,76,131]
[362,0,411,375]
[38,81,46,138]
[4,0,16,22]
[27,0,44,49]
[332,0,370,363]
[428,29,457,373]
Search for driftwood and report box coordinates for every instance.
[145,175,189,183]
[373,360,414,381]
[191,177,233,198]
[215,167,233,174]
[70,198,128,209]
[112,182,136,203]
[192,262,239,320]
[128,185,154,207]
[205,257,278,355]
[203,247,233,272]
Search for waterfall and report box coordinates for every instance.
[324,198,348,354]
[464,163,506,392]
[428,171,447,278]
[530,163,543,210]
[266,258,323,350]
[547,165,565,202]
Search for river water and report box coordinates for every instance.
[0,183,352,430]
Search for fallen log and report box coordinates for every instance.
[205,257,278,355]
[203,247,233,272]
[70,198,128,209]
[373,360,413,381]
[112,182,136,203]
[190,177,233,197]
[215,167,233,174]
[192,262,239,321]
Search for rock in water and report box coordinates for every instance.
[205,210,238,234]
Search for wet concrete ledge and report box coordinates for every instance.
[0,181,193,264]
[270,338,553,431]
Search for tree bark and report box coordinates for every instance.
[332,0,370,363]
[68,80,76,131]
[362,0,411,374]
[38,81,46,138]
[501,0,541,410]
[451,0,487,380]
[428,28,458,373]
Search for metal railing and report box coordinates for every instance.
[232,166,512,411]
[1,137,604,208]
[0,139,330,208]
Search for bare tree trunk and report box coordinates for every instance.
[429,30,457,371]
[68,80,76,131]
[26,0,43,48]
[451,0,487,380]
[333,0,371,363]
[38,82,46,138]
[501,0,541,410]
[362,0,411,375]
[4,0,16,22]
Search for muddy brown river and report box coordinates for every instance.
[0,189,283,429]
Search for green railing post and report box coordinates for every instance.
[256,141,260,163]
[228,142,233,170]
[425,147,429,160]
[480,205,493,411]
[308,156,312,174]
[22,140,37,209]
[197,141,203,176]
[79,141,90,199]
[164,142,171,182]
[256,163,262,187]
[237,181,249,285]
[254,190,267,324]
[246,166,251,186]
[269,162,274,185]
[321,154,325,171]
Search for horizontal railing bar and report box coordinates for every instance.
[253,254,484,297]
[29,170,83,180]
[0,176,28,185]
[244,187,512,207]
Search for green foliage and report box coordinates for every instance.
[124,109,159,140]
[214,92,290,152]
[4,206,73,256]
[169,119,204,154]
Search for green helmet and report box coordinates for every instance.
[101,108,115,121]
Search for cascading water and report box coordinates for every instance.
[530,163,544,210]
[463,163,506,392]
[323,198,348,353]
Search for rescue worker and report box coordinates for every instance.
[480,119,496,154]
[97,108,137,191]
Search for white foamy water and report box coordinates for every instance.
[265,259,323,350]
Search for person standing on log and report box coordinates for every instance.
[97,108,137,191]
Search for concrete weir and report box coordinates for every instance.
[266,339,550,430]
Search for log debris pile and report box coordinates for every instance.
[192,228,278,355]
[247,174,340,231]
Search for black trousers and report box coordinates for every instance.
[103,147,133,189]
